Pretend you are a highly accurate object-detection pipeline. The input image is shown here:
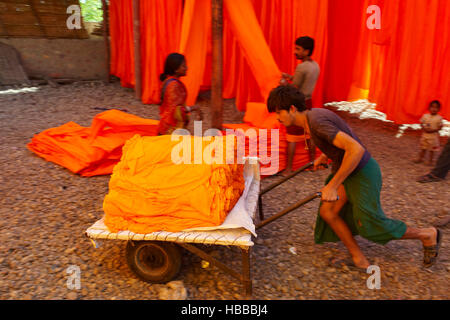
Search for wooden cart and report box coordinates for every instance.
[86,161,321,298]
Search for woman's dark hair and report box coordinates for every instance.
[160,53,185,81]
[295,36,315,56]
[267,85,306,113]
[429,100,441,110]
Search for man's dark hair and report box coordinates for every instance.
[429,100,441,110]
[295,36,315,56]
[160,53,185,81]
[267,85,307,113]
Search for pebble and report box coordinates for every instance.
[64,248,76,255]
[158,281,187,300]
[67,292,78,300]
[293,280,302,291]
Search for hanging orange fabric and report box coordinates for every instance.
[224,0,281,106]
[322,0,365,104]
[108,0,119,77]
[370,0,449,122]
[222,9,239,99]
[349,0,449,122]
[178,0,211,106]
[109,0,135,88]
[109,0,449,125]
[140,0,182,104]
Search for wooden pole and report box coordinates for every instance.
[101,0,110,83]
[211,0,223,129]
[132,0,142,99]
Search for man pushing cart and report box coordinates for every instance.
[266,85,443,270]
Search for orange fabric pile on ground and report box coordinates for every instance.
[223,102,320,176]
[103,134,245,234]
[27,110,159,177]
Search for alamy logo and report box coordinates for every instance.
[66,265,81,290]
[366,5,381,30]
[66,5,82,30]
[366,265,381,289]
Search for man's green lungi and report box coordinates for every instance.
[314,157,407,245]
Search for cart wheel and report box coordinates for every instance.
[126,241,181,283]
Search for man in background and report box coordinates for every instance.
[280,36,320,175]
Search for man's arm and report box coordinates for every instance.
[313,153,328,170]
[320,131,365,201]
[292,65,306,90]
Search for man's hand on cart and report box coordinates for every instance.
[313,154,329,171]
[319,184,340,202]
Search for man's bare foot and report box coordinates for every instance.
[352,256,371,269]
[329,256,370,270]
[422,227,438,247]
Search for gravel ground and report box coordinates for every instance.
[0,80,448,300]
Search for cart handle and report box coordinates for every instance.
[258,162,328,221]
[256,191,340,230]
[260,162,313,196]
[256,192,321,230]
[260,162,329,195]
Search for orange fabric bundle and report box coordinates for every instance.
[103,134,245,234]
[27,110,159,177]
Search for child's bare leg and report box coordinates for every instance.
[426,151,434,166]
[414,150,425,163]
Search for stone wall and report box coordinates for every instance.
[0,37,107,80]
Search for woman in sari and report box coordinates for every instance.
[158,53,201,135]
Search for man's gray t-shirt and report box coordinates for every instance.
[292,60,320,100]
[306,108,371,174]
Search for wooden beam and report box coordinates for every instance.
[0,17,9,37]
[211,0,223,130]
[101,0,110,83]
[29,2,47,38]
[132,0,142,100]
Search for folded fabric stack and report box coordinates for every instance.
[27,110,159,176]
[103,134,245,234]
[223,102,321,176]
